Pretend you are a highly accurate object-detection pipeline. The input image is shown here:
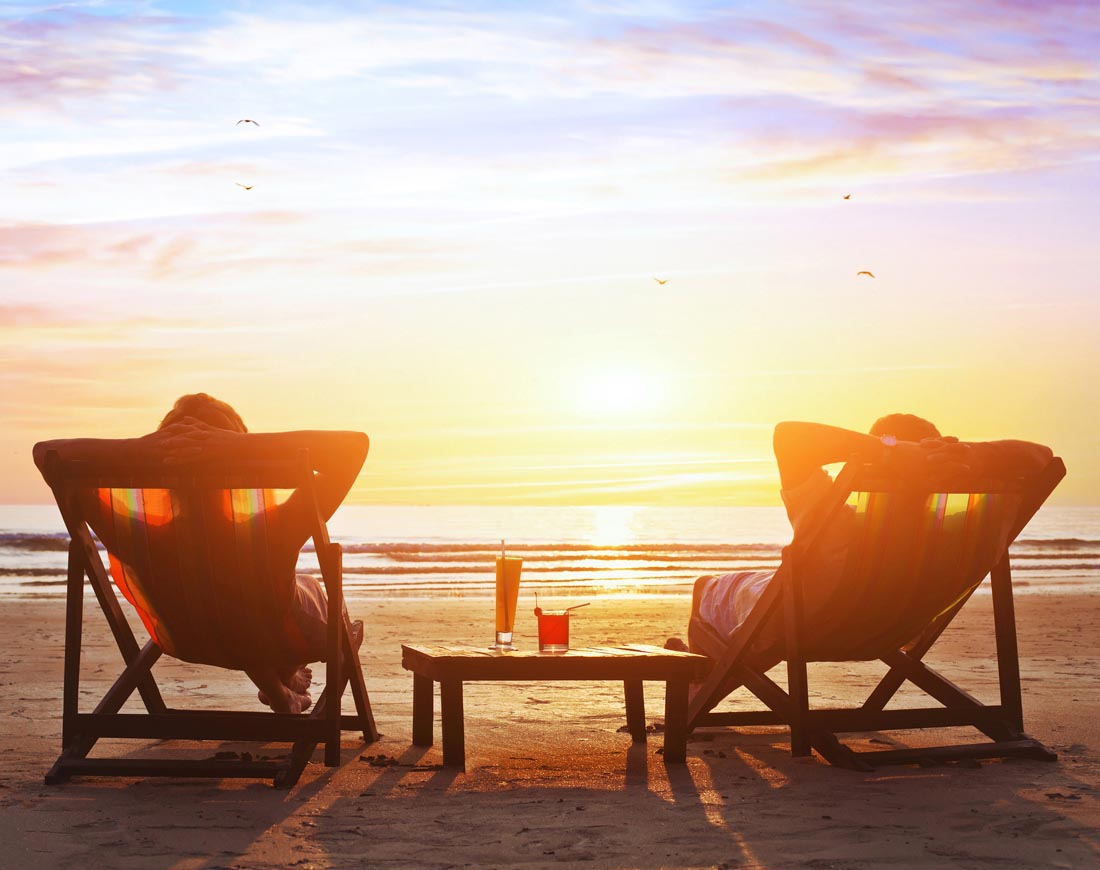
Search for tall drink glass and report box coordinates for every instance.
[494,556,522,650]
[495,558,523,651]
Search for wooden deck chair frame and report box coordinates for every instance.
[40,449,379,788]
[686,457,1066,770]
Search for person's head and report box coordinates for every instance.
[869,413,940,443]
[159,393,247,433]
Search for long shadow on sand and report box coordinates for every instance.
[10,727,1099,869]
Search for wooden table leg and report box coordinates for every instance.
[663,678,689,762]
[624,679,646,742]
[439,678,465,771]
[412,673,434,747]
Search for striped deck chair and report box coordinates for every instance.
[686,457,1066,770]
[38,447,378,788]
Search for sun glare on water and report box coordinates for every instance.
[589,505,640,548]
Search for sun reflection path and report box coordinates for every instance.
[588,505,640,549]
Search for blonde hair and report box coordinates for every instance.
[159,393,247,433]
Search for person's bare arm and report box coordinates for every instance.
[244,429,369,521]
[772,421,1055,492]
[33,428,195,478]
[772,422,889,489]
[925,438,1053,479]
[35,424,369,521]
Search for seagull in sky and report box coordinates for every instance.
[653,276,669,285]
[235,182,254,190]
[843,193,851,200]
[237,119,260,126]
[856,271,875,278]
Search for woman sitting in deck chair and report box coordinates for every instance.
[667,414,1053,660]
[33,392,368,715]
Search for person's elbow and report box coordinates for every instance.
[1027,442,1054,472]
[772,422,802,463]
[1007,439,1054,474]
[350,431,369,465]
[32,441,53,473]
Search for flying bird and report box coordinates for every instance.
[856,271,875,278]
[843,194,851,200]
[653,276,669,285]
[236,119,260,126]
[235,182,254,190]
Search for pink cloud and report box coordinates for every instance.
[735,108,1086,185]
[0,12,181,112]
[0,215,465,289]
[860,65,929,94]
[0,303,56,326]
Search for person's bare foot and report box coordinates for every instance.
[258,666,312,709]
[289,689,312,714]
[256,685,312,713]
[254,620,363,710]
[280,666,312,694]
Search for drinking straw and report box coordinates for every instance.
[565,602,591,612]
[501,538,505,558]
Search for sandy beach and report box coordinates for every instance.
[0,590,1096,869]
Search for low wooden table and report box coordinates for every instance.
[401,644,709,770]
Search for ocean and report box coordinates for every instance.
[1,503,1098,600]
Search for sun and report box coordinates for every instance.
[577,369,660,415]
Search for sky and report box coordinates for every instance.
[2,0,1098,505]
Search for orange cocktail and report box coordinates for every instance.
[494,555,522,650]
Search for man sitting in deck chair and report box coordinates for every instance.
[32,392,367,715]
[667,414,1053,661]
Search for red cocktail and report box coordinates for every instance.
[536,610,570,653]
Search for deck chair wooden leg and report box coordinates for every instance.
[324,543,343,768]
[279,549,347,785]
[281,674,354,789]
[782,557,812,758]
[281,706,327,789]
[280,555,380,786]
[785,658,811,757]
[281,606,378,783]
[990,557,1025,733]
[343,613,379,743]
[61,544,85,750]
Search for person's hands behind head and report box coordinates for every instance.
[918,439,984,485]
[140,416,239,465]
[881,441,929,479]
[879,438,980,485]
